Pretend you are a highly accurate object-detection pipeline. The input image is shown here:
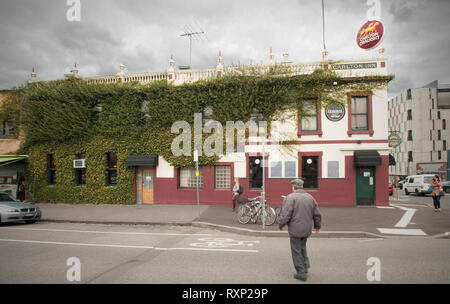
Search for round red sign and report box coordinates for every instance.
[356,20,384,50]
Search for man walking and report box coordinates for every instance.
[278,179,322,282]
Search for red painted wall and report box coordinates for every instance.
[152,155,389,207]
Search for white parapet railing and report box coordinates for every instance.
[84,58,388,85]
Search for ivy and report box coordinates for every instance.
[1,69,393,204]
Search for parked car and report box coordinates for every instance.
[0,192,41,224]
[398,179,406,190]
[442,181,450,193]
[388,181,393,196]
[403,175,435,196]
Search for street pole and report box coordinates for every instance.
[194,150,200,220]
[261,132,266,230]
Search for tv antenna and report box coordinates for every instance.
[180,22,208,68]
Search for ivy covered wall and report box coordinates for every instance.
[1,69,393,204]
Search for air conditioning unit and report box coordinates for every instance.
[73,159,86,169]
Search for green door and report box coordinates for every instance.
[356,167,376,206]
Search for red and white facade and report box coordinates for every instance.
[87,51,391,207]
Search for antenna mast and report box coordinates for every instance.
[180,23,207,68]
[322,0,328,60]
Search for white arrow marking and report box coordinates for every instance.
[394,205,417,228]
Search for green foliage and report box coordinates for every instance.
[2,69,392,204]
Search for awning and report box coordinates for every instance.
[354,151,382,167]
[0,156,28,167]
[125,155,159,167]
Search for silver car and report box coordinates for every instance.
[0,192,41,224]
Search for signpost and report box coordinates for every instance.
[388,133,402,148]
[356,20,385,51]
[325,104,346,122]
[194,150,200,220]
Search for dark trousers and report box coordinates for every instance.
[432,195,441,209]
[290,237,310,275]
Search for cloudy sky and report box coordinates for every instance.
[0,0,449,96]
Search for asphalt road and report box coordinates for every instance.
[0,222,449,284]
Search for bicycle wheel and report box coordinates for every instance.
[237,205,252,224]
[261,206,277,226]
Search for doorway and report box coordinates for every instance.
[356,167,375,206]
[137,168,155,204]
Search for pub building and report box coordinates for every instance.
[24,49,392,207]
[84,49,391,207]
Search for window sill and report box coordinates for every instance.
[347,130,374,137]
[297,131,323,138]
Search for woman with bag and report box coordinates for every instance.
[232,178,243,212]
[430,175,442,212]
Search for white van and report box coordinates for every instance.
[403,174,435,196]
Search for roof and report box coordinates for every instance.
[0,155,28,166]
[125,155,158,167]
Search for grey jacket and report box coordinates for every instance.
[278,189,322,238]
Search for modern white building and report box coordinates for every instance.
[388,80,450,180]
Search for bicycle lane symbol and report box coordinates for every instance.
[190,238,260,249]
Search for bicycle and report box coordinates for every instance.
[236,196,277,226]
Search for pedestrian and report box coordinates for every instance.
[232,178,243,212]
[430,175,442,212]
[17,178,26,201]
[278,179,322,282]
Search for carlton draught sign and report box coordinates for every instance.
[356,20,384,50]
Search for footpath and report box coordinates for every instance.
[34,200,450,238]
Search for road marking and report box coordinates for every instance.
[376,206,395,209]
[0,238,258,253]
[393,205,417,228]
[0,227,212,237]
[190,238,260,248]
[377,229,427,236]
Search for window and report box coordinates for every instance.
[249,108,264,125]
[407,109,412,121]
[270,161,282,178]
[48,154,56,185]
[249,156,263,189]
[443,119,447,130]
[432,99,435,109]
[1,120,14,138]
[438,130,442,141]
[408,151,413,162]
[430,151,433,161]
[430,130,432,140]
[106,153,118,186]
[438,151,442,160]
[351,96,369,131]
[203,106,215,129]
[284,161,297,178]
[438,111,441,119]
[407,89,412,100]
[302,156,319,189]
[300,100,318,132]
[443,140,447,151]
[433,120,435,130]
[75,153,86,186]
[407,130,413,141]
[269,161,297,178]
[214,166,231,189]
[0,176,13,184]
[179,167,203,188]
[433,141,436,151]
[93,104,103,120]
